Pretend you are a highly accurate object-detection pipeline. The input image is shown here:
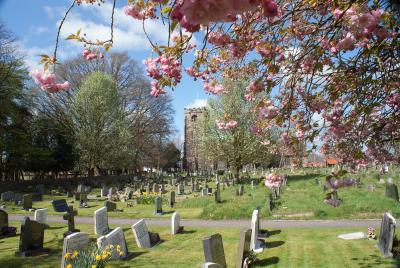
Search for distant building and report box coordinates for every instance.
[183,108,207,171]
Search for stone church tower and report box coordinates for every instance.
[183,108,206,172]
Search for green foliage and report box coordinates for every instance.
[64,243,120,268]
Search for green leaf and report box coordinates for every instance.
[66,34,78,40]
[161,6,172,14]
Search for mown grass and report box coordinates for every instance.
[0,221,398,268]
[3,166,400,220]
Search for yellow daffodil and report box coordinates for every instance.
[95,254,101,261]
[72,250,78,258]
[66,265,72,268]
[92,265,97,268]
[64,253,72,259]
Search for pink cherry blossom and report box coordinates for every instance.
[31,70,70,93]
[216,119,238,130]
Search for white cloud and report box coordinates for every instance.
[43,6,54,18]
[32,26,50,35]
[185,99,208,109]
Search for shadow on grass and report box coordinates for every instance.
[265,240,285,249]
[267,229,281,237]
[181,229,196,234]
[47,226,64,230]
[125,251,146,260]
[257,256,279,266]
[352,254,400,268]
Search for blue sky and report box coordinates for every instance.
[0,0,210,141]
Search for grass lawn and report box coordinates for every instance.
[3,167,400,220]
[0,221,398,267]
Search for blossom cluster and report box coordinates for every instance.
[31,70,70,93]
[264,173,284,188]
[123,2,156,20]
[83,49,103,60]
[216,119,238,130]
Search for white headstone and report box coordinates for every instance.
[388,177,393,184]
[34,208,48,225]
[338,232,366,240]
[97,227,127,259]
[201,263,224,268]
[94,207,109,235]
[131,219,151,248]
[250,209,264,253]
[171,212,180,235]
[61,232,89,268]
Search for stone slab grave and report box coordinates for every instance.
[0,209,17,238]
[97,227,128,259]
[63,206,79,237]
[15,217,50,257]
[22,194,33,210]
[94,207,110,236]
[52,199,68,213]
[34,208,48,226]
[236,229,252,268]
[131,219,160,248]
[250,209,265,253]
[61,232,89,268]
[338,232,366,240]
[105,200,117,212]
[14,193,23,205]
[377,212,396,258]
[1,191,14,202]
[171,212,184,235]
[385,183,399,202]
[154,196,163,215]
[202,233,227,268]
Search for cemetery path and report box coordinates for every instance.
[9,214,382,229]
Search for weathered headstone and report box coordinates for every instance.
[101,186,108,197]
[94,207,109,235]
[236,229,252,268]
[155,196,163,215]
[63,206,79,237]
[338,232,366,240]
[171,212,183,235]
[250,209,264,253]
[131,219,160,248]
[80,193,88,203]
[97,227,128,259]
[267,193,274,213]
[52,199,68,212]
[15,217,50,257]
[0,209,16,237]
[202,233,227,268]
[385,183,399,202]
[168,191,175,208]
[152,183,159,194]
[377,212,397,257]
[215,183,221,203]
[104,201,117,212]
[61,232,89,268]
[202,188,208,196]
[34,208,48,226]
[22,194,32,210]
[1,191,14,202]
[178,183,184,195]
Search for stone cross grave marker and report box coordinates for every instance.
[61,232,89,268]
[63,206,79,237]
[94,207,109,236]
[202,233,227,268]
[22,194,32,210]
[171,212,183,235]
[155,196,163,215]
[52,199,68,213]
[236,229,252,268]
[250,209,264,253]
[97,227,128,259]
[377,212,396,257]
[15,217,50,257]
[34,208,48,225]
[168,191,175,208]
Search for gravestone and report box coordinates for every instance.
[0,209,16,237]
[34,208,48,225]
[236,229,252,268]
[267,193,274,213]
[214,184,221,204]
[250,209,264,253]
[202,188,208,196]
[80,193,88,203]
[171,212,183,235]
[178,184,184,195]
[77,184,84,193]
[338,232,366,240]
[202,233,227,268]
[97,227,128,259]
[146,184,151,194]
[94,207,109,235]
[14,193,23,205]
[271,187,277,199]
[104,200,117,212]
[377,212,396,257]
[1,191,14,202]
[155,196,163,215]
[131,219,160,248]
[152,183,159,194]
[385,183,399,202]
[101,186,108,197]
[251,181,254,189]
[74,192,80,201]
[61,232,89,268]
[22,194,32,210]
[168,191,175,208]
[52,199,68,212]
[63,206,79,237]
[15,217,50,257]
